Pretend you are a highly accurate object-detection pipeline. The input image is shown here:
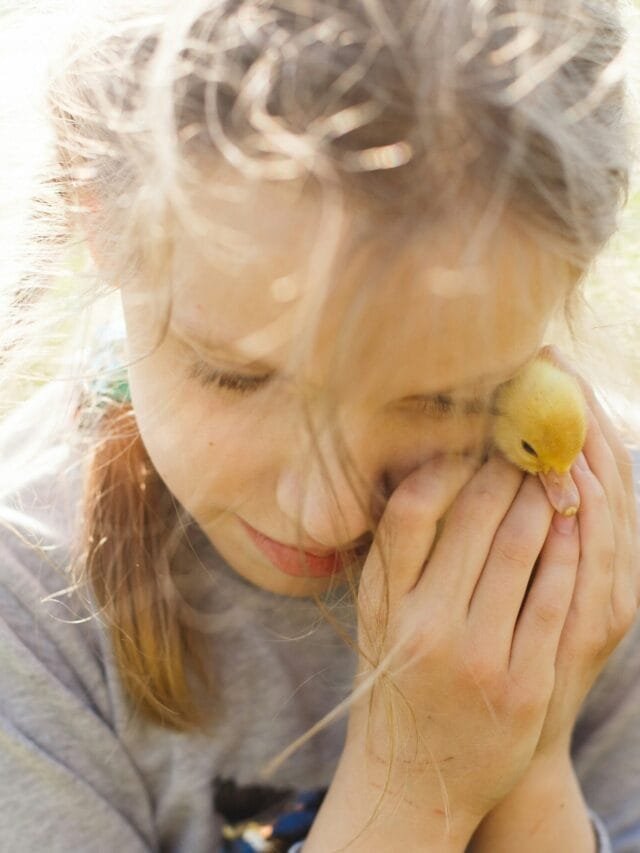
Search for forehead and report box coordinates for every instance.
[168,185,568,402]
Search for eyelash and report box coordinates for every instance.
[413,394,487,417]
[188,360,272,394]
[188,359,489,414]
[416,394,455,417]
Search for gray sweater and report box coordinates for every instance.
[1,410,639,852]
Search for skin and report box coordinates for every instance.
[117,186,639,848]
[121,187,567,598]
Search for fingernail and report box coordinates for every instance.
[553,511,577,535]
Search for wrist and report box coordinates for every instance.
[303,737,480,853]
[467,751,597,853]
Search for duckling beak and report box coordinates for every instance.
[538,470,580,517]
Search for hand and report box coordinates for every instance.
[531,347,640,759]
[348,449,580,839]
[466,750,598,852]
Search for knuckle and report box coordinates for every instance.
[589,479,609,511]
[453,484,500,524]
[584,628,610,658]
[447,511,481,543]
[462,643,503,690]
[469,484,503,516]
[612,491,630,526]
[470,483,501,510]
[580,614,620,659]
[511,684,548,721]
[611,595,638,639]
[400,617,451,663]
[467,658,500,689]
[493,533,534,571]
[508,669,552,719]
[385,488,427,525]
[384,458,473,525]
[598,543,616,576]
[532,599,566,629]
[398,627,428,663]
[384,471,433,518]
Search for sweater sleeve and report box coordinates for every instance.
[570,608,640,853]
[570,447,640,853]
[0,533,158,853]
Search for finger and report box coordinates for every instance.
[364,454,477,613]
[579,408,628,522]
[543,346,635,512]
[415,453,524,612]
[571,453,621,632]
[510,508,580,681]
[467,473,554,659]
[572,438,634,622]
[574,412,633,609]
[542,346,637,602]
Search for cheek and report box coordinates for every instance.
[129,356,273,514]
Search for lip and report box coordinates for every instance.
[238,517,359,578]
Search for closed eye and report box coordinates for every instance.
[412,394,488,417]
[414,394,455,417]
[188,360,272,394]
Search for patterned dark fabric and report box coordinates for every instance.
[215,777,325,852]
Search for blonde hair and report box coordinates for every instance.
[1,0,639,842]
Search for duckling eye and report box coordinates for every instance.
[521,440,538,457]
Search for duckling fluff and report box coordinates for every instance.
[492,356,587,517]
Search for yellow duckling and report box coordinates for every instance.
[492,355,587,516]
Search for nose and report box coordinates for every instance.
[275,426,379,552]
[275,415,489,552]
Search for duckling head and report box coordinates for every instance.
[492,358,587,516]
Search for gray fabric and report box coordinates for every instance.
[590,809,614,853]
[1,423,639,852]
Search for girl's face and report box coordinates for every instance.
[121,188,570,597]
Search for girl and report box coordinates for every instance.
[0,1,639,851]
